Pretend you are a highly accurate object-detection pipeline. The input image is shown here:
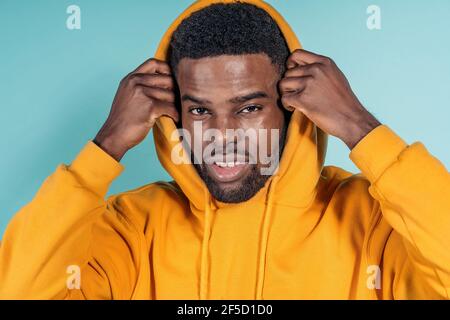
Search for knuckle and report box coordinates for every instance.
[321,56,333,65]
[124,73,140,86]
[310,64,321,73]
[120,74,130,85]
[134,84,143,92]
[134,85,147,96]
[127,73,139,82]
[147,97,155,108]
[147,58,158,65]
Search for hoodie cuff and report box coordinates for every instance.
[69,141,124,197]
[349,125,408,183]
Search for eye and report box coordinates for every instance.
[239,105,262,114]
[189,107,210,116]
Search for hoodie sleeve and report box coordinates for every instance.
[350,125,450,299]
[0,142,140,299]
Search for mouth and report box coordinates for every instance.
[206,160,251,183]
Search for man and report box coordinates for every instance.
[1,0,449,300]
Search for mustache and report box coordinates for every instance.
[187,140,259,165]
[203,152,252,165]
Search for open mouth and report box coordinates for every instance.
[207,160,251,183]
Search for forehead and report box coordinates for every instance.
[176,54,280,96]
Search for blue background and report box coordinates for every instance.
[1,0,449,235]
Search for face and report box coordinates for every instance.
[175,54,288,203]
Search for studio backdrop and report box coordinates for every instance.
[0,0,449,235]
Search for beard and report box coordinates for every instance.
[194,162,269,203]
[192,122,288,204]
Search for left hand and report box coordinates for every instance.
[279,49,381,149]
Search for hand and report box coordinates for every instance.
[94,58,179,161]
[279,49,381,149]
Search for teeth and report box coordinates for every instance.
[214,162,244,168]
[215,162,227,168]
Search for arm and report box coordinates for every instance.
[350,125,450,298]
[0,142,134,299]
[0,58,179,299]
[279,48,450,298]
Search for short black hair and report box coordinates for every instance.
[169,2,290,76]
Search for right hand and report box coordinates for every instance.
[94,58,179,162]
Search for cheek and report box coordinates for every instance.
[234,108,285,160]
[180,106,190,127]
[180,121,196,151]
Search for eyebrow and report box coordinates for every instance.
[181,91,269,105]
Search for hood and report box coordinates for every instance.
[152,0,328,299]
[154,0,327,212]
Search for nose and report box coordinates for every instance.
[209,114,232,139]
[207,115,240,153]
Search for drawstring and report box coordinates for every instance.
[199,176,279,300]
[256,176,279,300]
[200,194,212,300]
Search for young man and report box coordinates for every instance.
[1,1,449,299]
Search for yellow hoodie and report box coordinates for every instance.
[1,0,450,300]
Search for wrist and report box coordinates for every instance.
[93,133,128,162]
[342,112,381,150]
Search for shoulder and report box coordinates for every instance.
[110,180,186,203]
[320,165,380,232]
[105,181,189,232]
[321,165,373,202]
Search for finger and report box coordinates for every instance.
[284,63,321,78]
[278,76,310,94]
[129,73,174,90]
[280,99,295,112]
[139,85,175,102]
[151,100,180,123]
[287,49,328,68]
[133,58,172,75]
[280,92,302,112]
